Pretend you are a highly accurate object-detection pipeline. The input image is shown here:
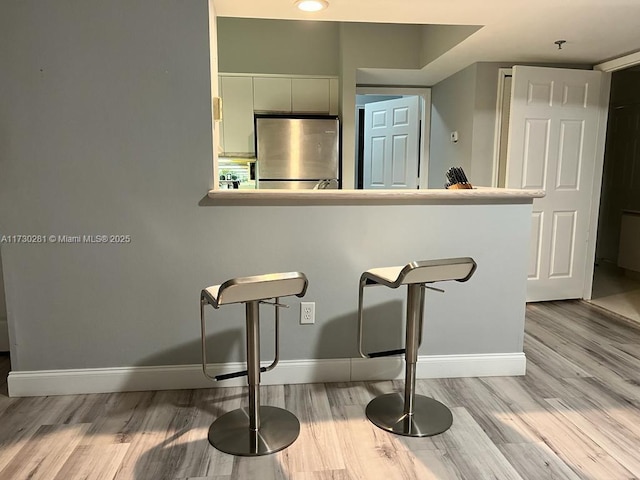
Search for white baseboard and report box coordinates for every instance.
[0,317,9,352]
[7,352,526,397]
[351,353,526,381]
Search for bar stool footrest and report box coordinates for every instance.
[215,367,268,381]
[208,406,300,456]
[365,393,453,437]
[367,348,406,358]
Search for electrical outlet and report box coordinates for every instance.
[300,302,315,324]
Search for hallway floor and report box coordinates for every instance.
[589,263,640,326]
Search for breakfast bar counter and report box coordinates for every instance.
[207,187,544,205]
[196,186,544,385]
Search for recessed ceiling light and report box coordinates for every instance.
[295,0,329,12]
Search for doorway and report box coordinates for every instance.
[355,87,431,189]
[496,60,640,323]
[357,95,421,189]
[355,94,403,189]
[589,67,640,326]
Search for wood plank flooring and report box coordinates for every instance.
[0,300,639,479]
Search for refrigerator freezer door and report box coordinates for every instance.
[256,117,339,180]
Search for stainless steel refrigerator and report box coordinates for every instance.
[255,115,340,189]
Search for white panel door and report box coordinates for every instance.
[363,96,420,189]
[507,66,606,302]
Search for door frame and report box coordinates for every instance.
[595,50,640,73]
[582,72,612,300]
[356,87,431,189]
[492,68,513,188]
[583,50,640,299]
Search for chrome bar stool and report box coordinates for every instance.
[200,271,308,456]
[357,258,476,437]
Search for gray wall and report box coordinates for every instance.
[0,252,6,351]
[430,62,527,189]
[0,253,6,320]
[430,64,477,188]
[470,63,508,187]
[0,1,531,373]
[419,25,482,66]
[217,18,339,76]
[339,22,424,188]
[0,0,213,369]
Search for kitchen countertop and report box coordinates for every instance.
[206,187,545,206]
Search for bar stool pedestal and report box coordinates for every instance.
[200,272,308,456]
[366,393,453,437]
[357,258,476,438]
[208,405,300,456]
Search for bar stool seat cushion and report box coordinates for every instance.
[203,271,308,307]
[362,257,476,288]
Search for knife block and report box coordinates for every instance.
[447,183,473,189]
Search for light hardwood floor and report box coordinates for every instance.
[0,300,639,480]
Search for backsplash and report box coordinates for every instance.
[218,157,256,189]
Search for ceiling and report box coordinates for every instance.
[212,0,640,85]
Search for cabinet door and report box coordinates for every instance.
[329,78,339,115]
[253,77,292,112]
[292,78,330,113]
[220,76,254,154]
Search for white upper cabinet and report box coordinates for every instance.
[329,78,339,115]
[218,74,339,155]
[253,77,292,113]
[292,78,329,113]
[219,76,255,155]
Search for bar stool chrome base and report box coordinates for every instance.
[365,392,453,437]
[208,406,300,456]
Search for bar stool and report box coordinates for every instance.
[357,258,476,437]
[200,271,308,456]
